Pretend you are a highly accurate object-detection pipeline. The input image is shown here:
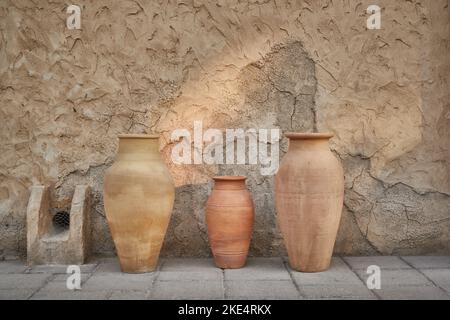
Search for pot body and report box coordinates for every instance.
[206,176,254,269]
[103,134,175,273]
[275,133,344,272]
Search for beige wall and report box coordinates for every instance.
[0,0,449,258]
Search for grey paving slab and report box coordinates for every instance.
[0,289,36,300]
[225,258,290,281]
[355,269,434,287]
[38,274,91,291]
[290,258,363,286]
[376,286,450,300]
[401,256,450,269]
[109,290,148,300]
[51,273,91,282]
[150,280,223,300]
[299,285,377,300]
[421,269,450,293]
[0,273,51,289]
[30,289,110,300]
[343,256,411,270]
[94,258,122,273]
[158,269,222,281]
[285,256,350,271]
[157,258,222,280]
[0,261,27,274]
[28,264,98,274]
[225,280,300,300]
[160,258,217,271]
[82,273,155,291]
[0,257,448,300]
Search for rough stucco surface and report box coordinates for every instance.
[0,0,449,258]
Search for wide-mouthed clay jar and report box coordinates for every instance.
[275,132,344,272]
[104,134,175,273]
[206,176,254,269]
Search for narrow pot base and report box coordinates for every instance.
[213,254,247,269]
[120,267,157,274]
[288,260,331,273]
[119,258,158,273]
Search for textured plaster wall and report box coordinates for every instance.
[0,0,449,258]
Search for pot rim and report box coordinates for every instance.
[213,176,247,181]
[118,134,159,139]
[285,132,334,140]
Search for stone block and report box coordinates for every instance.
[27,185,91,265]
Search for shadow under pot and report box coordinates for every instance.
[103,134,175,273]
[206,176,254,269]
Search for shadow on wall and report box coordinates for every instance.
[159,41,316,257]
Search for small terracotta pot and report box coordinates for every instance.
[206,176,254,269]
[275,132,344,272]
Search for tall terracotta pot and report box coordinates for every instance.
[103,134,175,273]
[275,133,344,272]
[206,176,254,269]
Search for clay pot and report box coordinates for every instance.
[275,133,344,272]
[206,176,254,269]
[103,134,175,273]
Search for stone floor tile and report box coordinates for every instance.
[94,259,122,273]
[30,290,110,300]
[290,258,362,286]
[157,269,222,281]
[0,289,36,300]
[420,269,450,293]
[82,273,155,291]
[149,280,223,300]
[343,256,411,270]
[300,285,377,300]
[28,264,98,274]
[39,274,91,291]
[159,258,217,272]
[0,260,28,274]
[109,290,148,300]
[225,258,290,281]
[0,273,51,289]
[376,286,450,300]
[285,257,350,272]
[225,280,300,300]
[355,269,434,287]
[401,256,450,269]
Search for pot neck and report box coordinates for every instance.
[116,136,161,161]
[288,138,331,152]
[213,177,247,190]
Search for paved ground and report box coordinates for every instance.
[0,256,449,300]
